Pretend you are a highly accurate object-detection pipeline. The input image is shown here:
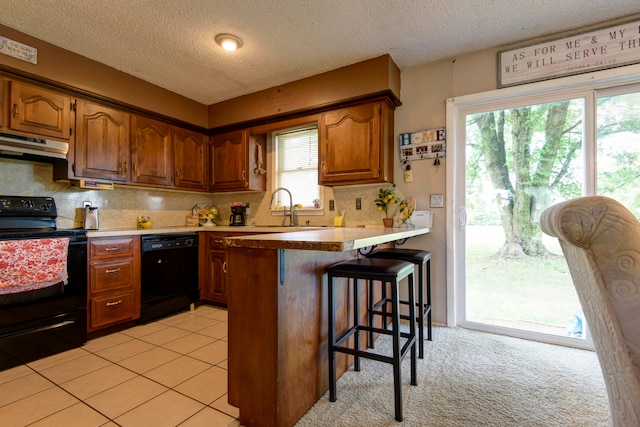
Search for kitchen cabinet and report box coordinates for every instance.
[209,129,266,192]
[318,100,394,186]
[72,100,130,182]
[3,79,71,140]
[130,115,173,186]
[199,233,231,305]
[88,236,141,332]
[173,126,208,190]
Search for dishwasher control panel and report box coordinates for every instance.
[141,233,198,252]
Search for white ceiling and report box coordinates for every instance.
[1,1,640,105]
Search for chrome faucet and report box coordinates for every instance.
[270,187,297,226]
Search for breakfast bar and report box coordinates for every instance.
[224,226,429,427]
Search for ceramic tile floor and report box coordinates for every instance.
[0,305,240,426]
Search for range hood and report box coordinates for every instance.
[0,131,68,162]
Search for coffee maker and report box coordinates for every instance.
[229,203,248,226]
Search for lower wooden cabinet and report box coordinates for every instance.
[199,232,261,305]
[88,236,140,332]
[199,233,230,305]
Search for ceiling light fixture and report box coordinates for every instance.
[215,34,243,51]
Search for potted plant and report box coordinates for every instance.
[374,185,398,227]
[312,198,321,208]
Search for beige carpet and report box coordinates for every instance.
[296,326,611,427]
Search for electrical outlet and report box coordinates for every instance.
[356,198,362,210]
[329,200,335,211]
[83,201,92,208]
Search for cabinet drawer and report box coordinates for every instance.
[90,259,134,293]
[90,238,136,259]
[90,290,136,329]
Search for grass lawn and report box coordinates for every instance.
[465,226,582,336]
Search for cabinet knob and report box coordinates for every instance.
[106,300,122,307]
[12,103,18,118]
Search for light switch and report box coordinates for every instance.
[404,169,413,182]
[430,194,444,208]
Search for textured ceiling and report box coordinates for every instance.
[1,1,639,105]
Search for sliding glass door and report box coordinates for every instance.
[449,80,640,347]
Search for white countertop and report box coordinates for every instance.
[224,226,431,251]
[86,225,430,251]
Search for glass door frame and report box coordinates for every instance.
[445,64,640,349]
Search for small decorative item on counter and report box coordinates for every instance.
[395,196,416,227]
[374,184,398,227]
[198,206,221,226]
[186,215,199,227]
[313,198,320,208]
[137,216,152,229]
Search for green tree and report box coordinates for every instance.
[468,101,582,257]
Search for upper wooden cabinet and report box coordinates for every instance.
[74,100,130,182]
[5,80,71,140]
[318,100,394,186]
[130,115,173,186]
[209,129,266,192]
[173,127,207,190]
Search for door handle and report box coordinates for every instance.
[459,207,467,229]
[13,103,18,118]
[223,261,227,273]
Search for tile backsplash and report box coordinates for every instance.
[0,158,398,229]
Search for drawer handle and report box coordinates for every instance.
[105,268,121,274]
[106,300,122,307]
[13,103,18,118]
[105,247,120,251]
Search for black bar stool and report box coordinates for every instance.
[366,248,432,358]
[327,258,417,422]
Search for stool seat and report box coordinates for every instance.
[367,248,431,263]
[367,248,432,358]
[327,257,417,422]
[326,258,414,279]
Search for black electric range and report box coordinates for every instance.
[0,195,88,371]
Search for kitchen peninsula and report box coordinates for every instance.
[224,226,429,427]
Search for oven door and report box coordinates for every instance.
[0,235,88,370]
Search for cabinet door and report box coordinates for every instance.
[210,129,248,191]
[319,102,386,185]
[8,80,71,140]
[173,127,207,190]
[75,100,130,182]
[204,247,228,304]
[130,115,173,186]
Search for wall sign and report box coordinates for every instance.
[399,127,445,162]
[498,18,640,88]
[0,36,37,64]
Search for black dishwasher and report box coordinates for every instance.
[140,233,198,322]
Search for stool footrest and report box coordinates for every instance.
[372,298,432,318]
[332,326,416,364]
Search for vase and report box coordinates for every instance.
[382,218,394,228]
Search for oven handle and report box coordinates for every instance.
[2,320,76,339]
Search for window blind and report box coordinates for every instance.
[275,127,319,206]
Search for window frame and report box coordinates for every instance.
[269,124,324,215]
